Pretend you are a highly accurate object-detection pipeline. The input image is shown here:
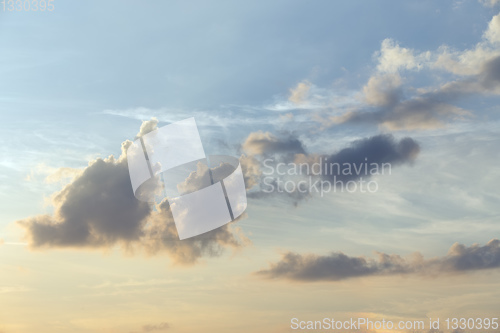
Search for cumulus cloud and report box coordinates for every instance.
[293,134,420,184]
[135,117,159,139]
[376,39,430,74]
[241,131,305,156]
[17,120,248,265]
[256,239,500,282]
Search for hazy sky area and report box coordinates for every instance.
[1,1,500,332]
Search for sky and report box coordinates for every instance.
[1,1,500,332]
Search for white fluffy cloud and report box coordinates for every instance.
[376,39,431,73]
[485,12,500,44]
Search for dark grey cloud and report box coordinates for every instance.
[362,73,403,107]
[438,55,500,96]
[255,239,500,282]
[17,121,248,265]
[246,177,312,206]
[142,322,170,332]
[19,153,151,248]
[240,132,420,204]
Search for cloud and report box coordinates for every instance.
[175,161,214,195]
[294,134,420,178]
[334,94,469,131]
[239,155,262,190]
[362,73,403,107]
[480,0,500,8]
[0,286,30,293]
[135,194,249,265]
[437,54,500,95]
[485,13,500,44]
[318,134,420,182]
[130,322,170,333]
[238,131,315,203]
[241,131,305,156]
[315,13,500,131]
[289,81,312,105]
[413,12,500,78]
[241,132,419,204]
[17,121,248,265]
[376,39,430,74]
[0,239,3,246]
[24,163,82,184]
[44,167,82,184]
[379,14,500,77]
[135,117,159,139]
[433,44,498,76]
[324,79,470,130]
[18,147,151,248]
[255,239,500,282]
[142,322,170,332]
